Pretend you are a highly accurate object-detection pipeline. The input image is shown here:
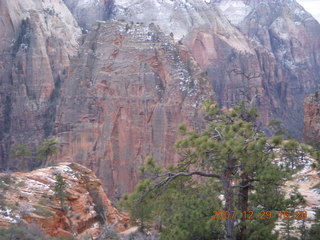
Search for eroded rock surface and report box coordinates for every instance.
[0,162,129,239]
[200,0,320,137]
[1,0,320,200]
[0,0,81,169]
[75,0,320,136]
[63,0,114,29]
[53,21,213,198]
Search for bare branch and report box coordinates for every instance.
[139,171,221,202]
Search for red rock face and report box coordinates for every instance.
[1,0,320,201]
[0,0,81,169]
[106,0,320,137]
[303,92,320,143]
[52,22,213,199]
[186,0,320,138]
[0,162,129,238]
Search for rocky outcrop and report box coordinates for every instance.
[52,21,213,199]
[303,91,320,143]
[276,155,320,235]
[0,162,129,239]
[0,0,81,169]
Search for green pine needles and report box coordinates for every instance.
[120,100,318,240]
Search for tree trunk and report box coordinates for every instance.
[222,173,235,240]
[236,177,249,240]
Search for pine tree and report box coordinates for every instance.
[10,144,32,170]
[36,139,59,166]
[122,100,311,240]
[121,157,224,239]
[171,101,306,239]
[54,173,67,211]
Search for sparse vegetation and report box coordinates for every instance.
[90,190,107,223]
[10,144,32,170]
[0,173,13,191]
[94,224,119,240]
[53,173,67,211]
[32,205,55,217]
[37,139,60,166]
[0,223,74,240]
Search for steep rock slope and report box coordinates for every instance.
[63,0,114,29]
[53,21,213,198]
[215,0,320,137]
[107,0,320,137]
[66,0,320,136]
[0,162,129,239]
[0,0,81,169]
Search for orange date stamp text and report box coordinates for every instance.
[211,210,307,220]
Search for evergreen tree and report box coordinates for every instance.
[171,101,306,240]
[122,100,310,240]
[10,144,32,170]
[37,139,60,166]
[53,173,77,237]
[121,178,155,233]
[54,173,67,211]
[121,157,224,239]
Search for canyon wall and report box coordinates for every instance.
[65,0,320,137]
[53,21,213,199]
[1,0,320,198]
[0,0,81,169]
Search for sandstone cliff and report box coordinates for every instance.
[1,0,320,199]
[215,0,320,137]
[53,21,213,199]
[0,162,129,239]
[0,0,81,169]
[65,0,320,137]
[174,0,320,137]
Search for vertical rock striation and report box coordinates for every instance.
[0,0,81,169]
[53,21,213,198]
[1,0,320,198]
[105,0,320,137]
[215,0,320,137]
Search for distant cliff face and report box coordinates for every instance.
[0,162,129,239]
[183,0,320,137]
[53,21,213,198]
[0,0,81,169]
[1,0,320,198]
[63,0,114,29]
[304,91,320,143]
[72,0,320,137]
[215,0,320,137]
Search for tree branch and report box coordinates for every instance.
[139,171,221,202]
